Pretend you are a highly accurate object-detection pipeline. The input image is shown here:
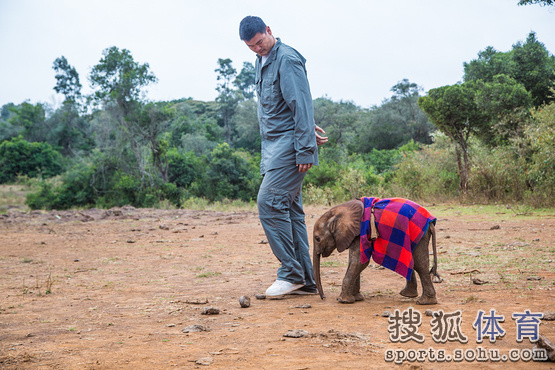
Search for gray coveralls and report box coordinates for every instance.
[255,38,318,290]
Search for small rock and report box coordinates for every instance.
[283,329,309,338]
[201,307,221,315]
[291,304,312,309]
[472,277,488,285]
[182,324,211,333]
[195,357,213,366]
[424,309,434,317]
[527,276,542,281]
[490,225,500,230]
[382,311,391,317]
[159,224,169,230]
[255,294,266,300]
[167,324,176,327]
[542,311,555,321]
[239,296,251,308]
[259,239,268,244]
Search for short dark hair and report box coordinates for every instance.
[239,16,266,41]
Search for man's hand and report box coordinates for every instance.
[297,163,313,173]
[315,125,328,146]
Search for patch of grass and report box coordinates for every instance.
[196,271,221,278]
[321,261,342,267]
[181,197,257,212]
[0,184,30,212]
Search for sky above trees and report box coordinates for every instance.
[0,0,554,109]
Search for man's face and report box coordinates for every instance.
[244,26,275,57]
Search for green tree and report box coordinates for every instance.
[313,97,361,148]
[418,83,487,192]
[215,58,240,144]
[90,46,157,115]
[192,143,258,201]
[510,32,555,107]
[473,74,532,145]
[518,0,554,5]
[53,56,82,103]
[389,79,435,145]
[232,99,260,153]
[0,136,64,183]
[89,46,159,186]
[464,32,555,107]
[234,62,256,100]
[7,102,48,143]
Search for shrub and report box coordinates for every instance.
[0,136,64,183]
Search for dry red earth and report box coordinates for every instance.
[1,204,554,369]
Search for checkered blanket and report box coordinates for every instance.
[360,197,436,280]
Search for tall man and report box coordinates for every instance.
[239,16,327,297]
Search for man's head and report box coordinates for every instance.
[239,16,276,57]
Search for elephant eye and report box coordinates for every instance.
[315,236,321,242]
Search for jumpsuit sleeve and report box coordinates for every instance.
[279,55,317,165]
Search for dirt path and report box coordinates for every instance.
[1,204,554,368]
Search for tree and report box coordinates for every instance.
[89,46,158,186]
[518,0,554,5]
[215,58,240,144]
[510,32,555,107]
[0,136,64,183]
[234,62,256,100]
[90,46,157,115]
[192,143,258,201]
[313,97,361,148]
[418,83,487,192]
[389,79,435,145]
[7,102,48,143]
[464,32,555,107]
[53,56,82,103]
[352,80,434,153]
[473,74,532,145]
[51,56,93,156]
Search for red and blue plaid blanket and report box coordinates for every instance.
[360,197,436,280]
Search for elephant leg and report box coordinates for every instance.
[412,230,437,305]
[338,244,369,303]
[353,274,364,301]
[399,271,418,298]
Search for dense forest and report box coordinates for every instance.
[0,31,554,210]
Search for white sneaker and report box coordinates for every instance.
[265,280,304,297]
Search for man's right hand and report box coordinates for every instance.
[315,125,328,146]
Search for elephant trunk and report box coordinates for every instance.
[313,247,325,299]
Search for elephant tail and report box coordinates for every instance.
[428,223,443,283]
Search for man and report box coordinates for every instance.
[239,16,328,297]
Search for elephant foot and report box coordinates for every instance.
[416,295,438,305]
[355,293,364,301]
[337,294,356,304]
[399,288,418,298]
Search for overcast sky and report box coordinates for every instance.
[1,0,554,110]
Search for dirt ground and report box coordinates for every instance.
[1,203,554,369]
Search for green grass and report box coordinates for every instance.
[0,184,30,212]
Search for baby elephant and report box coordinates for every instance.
[312,198,440,305]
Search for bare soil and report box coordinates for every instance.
[1,204,554,369]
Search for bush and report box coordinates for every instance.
[524,102,555,206]
[0,136,64,183]
[191,143,260,202]
[389,133,459,202]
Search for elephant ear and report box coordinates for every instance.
[330,200,364,253]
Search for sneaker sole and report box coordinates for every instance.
[287,290,318,295]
